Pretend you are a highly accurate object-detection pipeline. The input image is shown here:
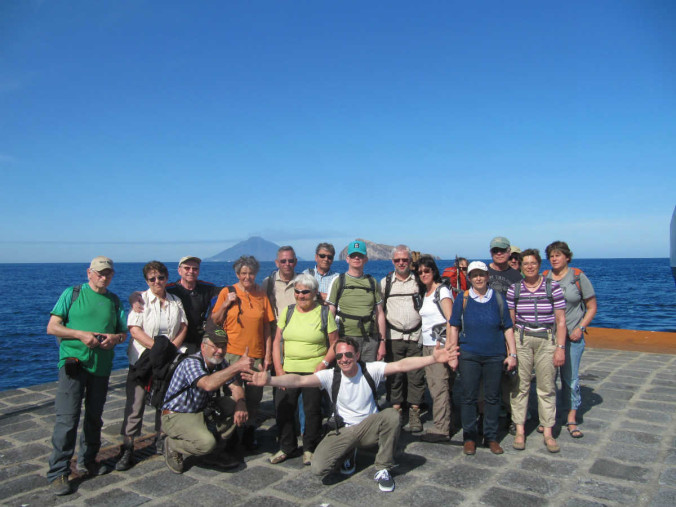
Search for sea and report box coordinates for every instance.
[1,258,674,392]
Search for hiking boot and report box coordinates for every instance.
[463,440,476,455]
[164,439,184,474]
[374,468,395,492]
[115,445,134,472]
[407,407,423,433]
[241,426,259,451]
[340,448,357,475]
[50,475,72,496]
[76,461,113,477]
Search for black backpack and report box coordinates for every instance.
[147,353,197,409]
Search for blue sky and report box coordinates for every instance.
[1,1,674,262]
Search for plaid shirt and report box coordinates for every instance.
[162,352,234,413]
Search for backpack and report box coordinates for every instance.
[148,353,198,409]
[382,272,422,334]
[333,273,378,339]
[543,268,583,297]
[328,360,379,433]
[441,266,468,297]
[430,282,455,343]
[284,303,331,348]
[512,278,555,329]
[265,270,279,316]
[204,286,241,329]
[459,290,506,335]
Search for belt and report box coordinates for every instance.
[161,409,175,416]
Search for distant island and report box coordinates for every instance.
[204,236,280,262]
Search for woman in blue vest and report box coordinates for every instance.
[448,261,517,455]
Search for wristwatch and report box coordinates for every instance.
[321,360,330,368]
[509,353,517,358]
[579,326,586,334]
[556,344,565,350]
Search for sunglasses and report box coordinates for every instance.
[348,253,365,259]
[335,351,355,360]
[181,266,199,271]
[458,266,468,271]
[294,289,312,295]
[393,258,410,264]
[147,276,167,282]
[317,253,334,260]
[419,268,433,274]
[279,259,296,264]
[491,248,508,254]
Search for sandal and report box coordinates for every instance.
[269,450,289,464]
[565,422,584,438]
[536,425,544,433]
[512,434,526,451]
[544,436,560,453]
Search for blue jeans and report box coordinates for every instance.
[458,351,504,442]
[561,337,585,411]
[47,366,109,482]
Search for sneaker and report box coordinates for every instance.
[340,448,357,475]
[508,422,517,436]
[407,407,423,433]
[374,469,395,492]
[164,439,184,474]
[269,450,289,465]
[302,451,313,466]
[50,475,72,496]
[115,445,134,472]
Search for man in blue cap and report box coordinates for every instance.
[326,240,386,363]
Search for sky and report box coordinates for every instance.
[1,0,674,263]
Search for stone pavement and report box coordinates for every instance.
[1,347,675,506]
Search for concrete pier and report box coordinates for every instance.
[1,328,675,506]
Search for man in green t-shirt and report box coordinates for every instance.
[46,256,128,496]
[327,240,386,362]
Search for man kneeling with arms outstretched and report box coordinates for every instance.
[244,337,458,492]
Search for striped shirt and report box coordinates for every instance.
[506,279,565,331]
[162,353,235,413]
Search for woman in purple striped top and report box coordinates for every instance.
[506,249,566,453]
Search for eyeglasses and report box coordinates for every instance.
[491,248,508,254]
[393,258,410,264]
[458,266,467,271]
[317,253,334,260]
[147,276,167,283]
[204,341,226,350]
[419,268,432,274]
[181,266,199,271]
[294,289,312,295]
[91,270,113,278]
[335,351,355,360]
[279,259,296,264]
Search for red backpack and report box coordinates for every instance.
[441,266,468,297]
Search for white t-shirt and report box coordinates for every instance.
[315,361,386,426]
[419,286,452,347]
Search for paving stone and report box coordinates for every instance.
[2,392,52,405]
[646,386,676,396]
[576,477,639,503]
[323,475,400,506]
[221,465,288,491]
[601,442,658,464]
[652,378,676,388]
[0,438,14,450]
[563,498,608,507]
[0,462,42,482]
[170,484,243,504]
[0,442,51,465]
[8,487,81,506]
[128,469,198,497]
[610,430,662,447]
[620,421,669,434]
[0,420,36,437]
[467,449,510,467]
[665,449,676,465]
[84,487,151,506]
[0,474,47,499]
[589,458,650,482]
[273,469,327,499]
[650,487,676,507]
[596,389,634,401]
[237,496,298,507]
[603,381,640,390]
[0,389,25,400]
[520,456,578,477]
[427,464,491,489]
[659,467,676,486]
[497,469,561,496]
[404,440,463,462]
[399,484,466,506]
[640,393,676,403]
[480,486,546,507]
[75,470,127,491]
[11,426,53,442]
[633,401,676,413]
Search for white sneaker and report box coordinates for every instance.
[374,469,395,492]
[340,448,357,475]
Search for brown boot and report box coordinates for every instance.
[408,407,423,433]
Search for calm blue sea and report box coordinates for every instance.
[1,259,674,391]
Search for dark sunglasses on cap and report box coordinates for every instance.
[317,253,334,260]
[335,351,355,360]
[294,289,312,295]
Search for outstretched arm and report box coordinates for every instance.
[242,370,322,389]
[384,343,459,376]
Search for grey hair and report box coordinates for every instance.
[233,255,260,275]
[391,244,411,259]
[315,242,335,255]
[277,245,296,258]
[294,273,319,292]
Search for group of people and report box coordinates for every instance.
[46,236,596,495]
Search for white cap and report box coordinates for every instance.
[467,261,489,275]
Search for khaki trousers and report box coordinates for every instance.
[510,331,557,428]
[311,408,401,475]
[161,396,237,457]
[423,345,454,435]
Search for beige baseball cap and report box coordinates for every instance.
[179,256,202,266]
[89,256,114,272]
